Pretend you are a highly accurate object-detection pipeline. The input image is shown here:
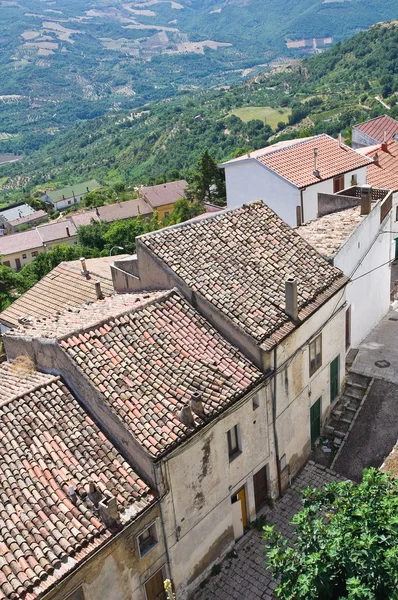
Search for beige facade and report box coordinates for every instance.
[1,233,78,271]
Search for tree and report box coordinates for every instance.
[102,214,160,254]
[165,197,204,225]
[263,469,398,600]
[0,264,17,310]
[193,151,226,204]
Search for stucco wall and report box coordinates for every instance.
[162,385,277,599]
[224,160,299,226]
[302,167,367,223]
[43,505,168,600]
[334,202,391,347]
[1,245,45,270]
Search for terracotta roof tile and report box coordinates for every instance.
[7,211,47,228]
[354,115,398,144]
[0,229,42,256]
[71,198,152,228]
[0,259,119,329]
[139,180,187,207]
[57,289,262,457]
[139,201,348,347]
[256,134,371,188]
[361,140,398,191]
[0,365,154,599]
[36,220,77,243]
[296,206,369,257]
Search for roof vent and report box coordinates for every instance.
[285,277,298,322]
[99,492,119,525]
[80,257,88,275]
[177,405,196,429]
[313,148,320,178]
[95,280,104,300]
[190,391,206,420]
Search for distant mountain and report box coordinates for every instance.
[0,21,397,203]
[0,0,396,154]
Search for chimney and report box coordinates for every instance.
[80,257,87,273]
[338,132,342,147]
[190,391,206,420]
[177,405,196,429]
[285,277,298,321]
[98,492,119,525]
[87,186,89,192]
[95,280,103,300]
[313,148,320,178]
[373,152,379,165]
[66,226,70,237]
[360,184,372,215]
[381,132,388,153]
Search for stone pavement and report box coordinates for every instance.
[192,462,346,600]
[351,310,398,384]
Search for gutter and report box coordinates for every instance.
[272,348,282,497]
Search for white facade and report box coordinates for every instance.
[333,201,392,348]
[224,159,367,226]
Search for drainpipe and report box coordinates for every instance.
[272,348,282,498]
[155,463,174,587]
[300,189,305,224]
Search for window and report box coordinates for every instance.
[252,395,260,410]
[309,334,322,376]
[138,522,158,558]
[350,174,358,186]
[2,261,10,267]
[22,254,27,259]
[164,212,169,218]
[395,206,398,222]
[31,251,38,257]
[227,424,241,460]
[68,200,72,205]
[65,588,85,600]
[280,454,287,471]
[333,176,344,193]
[345,307,351,351]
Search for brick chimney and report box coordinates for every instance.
[381,131,388,153]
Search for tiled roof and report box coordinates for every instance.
[0,204,35,223]
[71,198,153,228]
[220,138,311,165]
[8,210,47,228]
[58,289,262,457]
[0,259,118,329]
[36,220,77,243]
[0,363,153,600]
[140,180,188,208]
[45,180,100,203]
[353,115,398,144]
[0,358,54,404]
[0,229,42,256]
[255,134,371,188]
[361,140,398,191]
[7,291,165,340]
[139,201,348,349]
[296,206,368,257]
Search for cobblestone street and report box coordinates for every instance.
[193,462,346,600]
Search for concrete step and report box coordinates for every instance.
[344,386,365,401]
[329,419,350,433]
[346,372,372,389]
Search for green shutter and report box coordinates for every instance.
[310,398,321,447]
[330,356,340,403]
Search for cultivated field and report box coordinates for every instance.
[231,106,291,128]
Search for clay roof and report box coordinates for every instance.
[256,134,370,188]
[220,138,311,165]
[353,115,398,144]
[140,180,188,208]
[0,358,54,404]
[0,259,120,329]
[36,220,77,243]
[296,206,369,258]
[360,140,398,191]
[8,210,47,227]
[0,229,42,256]
[0,362,154,600]
[71,198,153,228]
[139,201,348,350]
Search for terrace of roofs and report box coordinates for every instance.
[7,289,263,458]
[0,359,154,600]
[138,201,349,351]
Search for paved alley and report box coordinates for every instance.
[193,462,345,600]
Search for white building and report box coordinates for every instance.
[42,179,100,211]
[297,186,393,348]
[220,134,371,226]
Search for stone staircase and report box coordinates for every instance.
[323,372,372,449]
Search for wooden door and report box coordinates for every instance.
[15,257,21,271]
[253,465,268,513]
[145,569,167,600]
[310,398,321,447]
[237,487,247,529]
[231,498,244,540]
[330,356,340,403]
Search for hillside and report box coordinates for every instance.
[0,0,396,157]
[0,21,397,203]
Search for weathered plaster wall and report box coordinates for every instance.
[161,385,277,599]
[43,506,168,600]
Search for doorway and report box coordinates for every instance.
[145,568,167,600]
[253,465,268,513]
[330,356,340,403]
[231,486,247,540]
[310,397,321,447]
[15,257,21,271]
